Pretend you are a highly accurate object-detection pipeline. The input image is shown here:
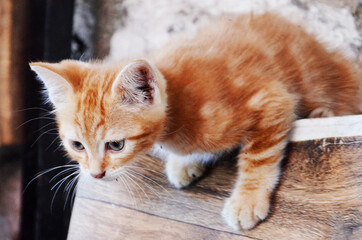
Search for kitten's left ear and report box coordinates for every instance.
[112,60,161,106]
[29,62,73,108]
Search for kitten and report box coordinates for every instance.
[30,13,361,230]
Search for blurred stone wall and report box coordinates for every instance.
[72,0,362,65]
[72,0,126,59]
[310,0,362,64]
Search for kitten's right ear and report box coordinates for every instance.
[112,60,162,106]
[29,62,73,107]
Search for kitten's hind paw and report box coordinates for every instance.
[308,107,334,118]
[222,191,270,230]
[165,159,205,189]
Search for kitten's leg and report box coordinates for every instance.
[222,95,294,230]
[165,152,214,189]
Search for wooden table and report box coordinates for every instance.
[68,115,362,240]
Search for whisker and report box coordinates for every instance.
[71,172,85,207]
[65,173,79,192]
[122,173,143,203]
[31,128,59,147]
[126,172,186,206]
[126,169,174,199]
[77,52,86,61]
[49,166,79,183]
[70,177,79,208]
[46,136,61,150]
[53,142,64,153]
[50,171,79,213]
[37,122,55,132]
[51,171,79,191]
[14,107,52,113]
[126,171,162,200]
[64,173,80,210]
[16,116,55,129]
[123,172,150,201]
[23,164,79,194]
[122,174,138,207]
[118,175,137,207]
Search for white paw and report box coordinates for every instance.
[166,160,204,189]
[222,191,270,230]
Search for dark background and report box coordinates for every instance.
[21,1,75,239]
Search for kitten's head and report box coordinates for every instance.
[30,59,167,180]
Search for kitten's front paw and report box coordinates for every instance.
[222,191,270,230]
[166,160,205,189]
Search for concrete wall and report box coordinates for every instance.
[73,0,362,66]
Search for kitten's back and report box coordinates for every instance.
[154,13,361,118]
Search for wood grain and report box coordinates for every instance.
[68,136,362,239]
[0,0,27,146]
[0,0,13,145]
[69,198,251,240]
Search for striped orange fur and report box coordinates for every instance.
[30,13,361,230]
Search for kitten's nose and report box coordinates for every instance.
[91,171,106,179]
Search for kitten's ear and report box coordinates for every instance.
[29,62,73,107]
[112,60,160,106]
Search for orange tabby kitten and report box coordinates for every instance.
[30,13,361,230]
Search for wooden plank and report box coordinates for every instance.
[0,0,27,146]
[69,198,252,240]
[68,134,362,239]
[0,0,14,145]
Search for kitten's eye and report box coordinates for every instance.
[71,141,85,151]
[106,140,125,152]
